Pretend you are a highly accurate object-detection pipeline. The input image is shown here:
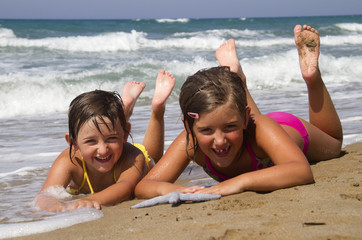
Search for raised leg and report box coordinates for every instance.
[142,70,176,162]
[294,25,343,160]
[216,39,260,115]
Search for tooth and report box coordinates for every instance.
[97,155,110,160]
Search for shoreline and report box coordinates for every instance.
[12,142,362,240]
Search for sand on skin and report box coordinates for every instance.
[12,143,362,240]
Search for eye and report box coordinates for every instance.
[199,128,214,135]
[84,139,96,144]
[107,136,121,142]
[224,124,238,132]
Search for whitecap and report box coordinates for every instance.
[0,27,16,39]
[335,23,362,33]
[156,18,189,23]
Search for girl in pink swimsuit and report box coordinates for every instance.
[136,25,343,198]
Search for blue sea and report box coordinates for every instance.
[1,15,362,238]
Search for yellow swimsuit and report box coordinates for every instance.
[67,144,151,195]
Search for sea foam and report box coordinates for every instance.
[0,208,103,239]
[2,26,362,54]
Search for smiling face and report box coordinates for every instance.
[193,103,249,168]
[75,117,127,173]
[180,67,249,164]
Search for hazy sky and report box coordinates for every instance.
[0,0,362,19]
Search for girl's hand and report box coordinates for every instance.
[178,185,206,194]
[35,191,101,212]
[194,181,244,196]
[34,193,68,212]
[66,199,101,211]
[159,184,206,195]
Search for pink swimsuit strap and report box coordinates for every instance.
[245,139,259,171]
[204,155,230,181]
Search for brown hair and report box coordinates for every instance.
[179,66,248,159]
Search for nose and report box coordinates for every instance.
[213,130,226,147]
[97,142,108,155]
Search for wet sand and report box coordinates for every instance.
[12,143,362,240]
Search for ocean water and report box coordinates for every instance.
[0,15,362,238]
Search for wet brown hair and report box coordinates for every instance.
[67,90,128,161]
[179,66,248,160]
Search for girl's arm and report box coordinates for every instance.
[196,115,313,196]
[34,149,100,212]
[135,130,204,199]
[83,147,146,206]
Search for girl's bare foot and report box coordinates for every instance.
[122,81,146,121]
[216,39,246,83]
[294,25,320,84]
[152,69,175,112]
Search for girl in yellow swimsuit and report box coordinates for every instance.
[34,69,175,212]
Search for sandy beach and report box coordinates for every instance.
[12,142,362,240]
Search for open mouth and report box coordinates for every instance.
[95,155,112,163]
[212,146,231,157]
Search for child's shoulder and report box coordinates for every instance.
[251,114,281,128]
[122,142,146,162]
[250,114,285,140]
[53,148,82,170]
[252,114,292,146]
[247,114,270,133]
[116,143,147,175]
[248,114,287,157]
